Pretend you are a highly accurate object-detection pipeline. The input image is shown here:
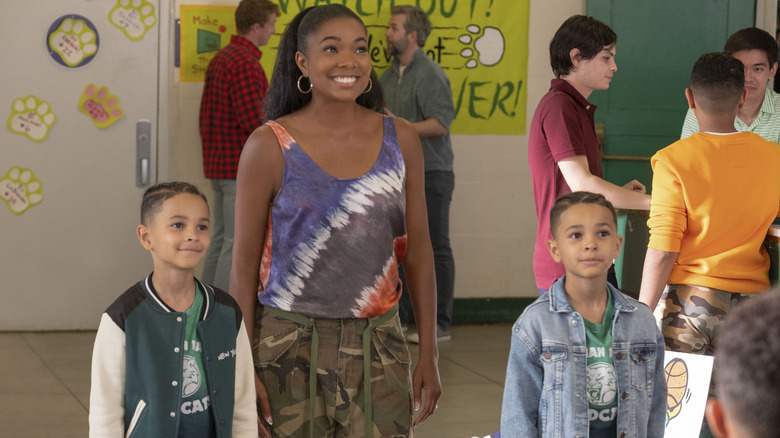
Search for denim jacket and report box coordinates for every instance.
[501,276,666,438]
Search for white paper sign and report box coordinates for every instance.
[663,351,714,437]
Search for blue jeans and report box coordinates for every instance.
[398,171,455,331]
[202,179,235,291]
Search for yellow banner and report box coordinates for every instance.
[180,1,529,135]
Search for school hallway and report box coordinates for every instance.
[0,324,511,438]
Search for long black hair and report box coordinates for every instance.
[265,4,384,121]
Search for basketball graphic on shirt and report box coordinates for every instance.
[182,355,201,397]
[664,358,689,424]
[587,362,617,406]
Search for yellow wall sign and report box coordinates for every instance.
[361,0,530,135]
[180,5,237,82]
[181,1,529,134]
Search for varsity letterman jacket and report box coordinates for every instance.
[89,274,257,437]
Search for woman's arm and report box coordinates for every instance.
[229,125,283,438]
[394,117,442,426]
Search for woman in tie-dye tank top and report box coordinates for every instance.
[230,5,441,438]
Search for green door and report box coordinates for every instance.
[586,0,755,294]
[587,0,755,190]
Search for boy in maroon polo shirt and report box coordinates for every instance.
[528,15,650,293]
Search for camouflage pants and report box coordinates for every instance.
[253,305,413,438]
[654,284,754,399]
[654,284,753,355]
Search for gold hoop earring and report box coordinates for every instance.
[297,75,312,94]
[362,78,373,94]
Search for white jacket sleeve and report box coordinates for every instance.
[232,319,259,437]
[89,313,126,438]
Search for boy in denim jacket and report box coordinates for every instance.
[501,192,666,437]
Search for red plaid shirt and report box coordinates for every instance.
[199,35,267,179]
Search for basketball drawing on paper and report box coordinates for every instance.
[664,357,689,426]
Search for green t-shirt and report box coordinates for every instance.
[177,284,216,438]
[580,290,618,437]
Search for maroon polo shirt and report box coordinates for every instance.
[528,79,603,290]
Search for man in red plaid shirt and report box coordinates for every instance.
[199,0,280,290]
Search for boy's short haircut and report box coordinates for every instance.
[715,287,780,438]
[235,0,281,34]
[549,15,616,78]
[391,5,432,47]
[724,27,779,67]
[690,52,745,114]
[141,181,208,225]
[549,191,617,238]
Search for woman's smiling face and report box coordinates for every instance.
[296,16,372,102]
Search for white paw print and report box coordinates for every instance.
[48,18,98,67]
[110,0,157,41]
[7,96,56,142]
[1,167,43,215]
[459,25,505,69]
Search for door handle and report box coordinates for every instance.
[136,119,152,187]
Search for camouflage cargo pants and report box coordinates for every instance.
[654,284,755,399]
[253,305,413,438]
[654,284,753,356]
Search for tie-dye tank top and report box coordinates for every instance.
[258,116,407,318]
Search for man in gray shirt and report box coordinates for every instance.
[381,5,455,343]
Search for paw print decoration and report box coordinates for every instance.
[459,25,504,69]
[1,167,43,215]
[7,96,56,142]
[109,0,157,41]
[78,84,125,128]
[46,15,99,68]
